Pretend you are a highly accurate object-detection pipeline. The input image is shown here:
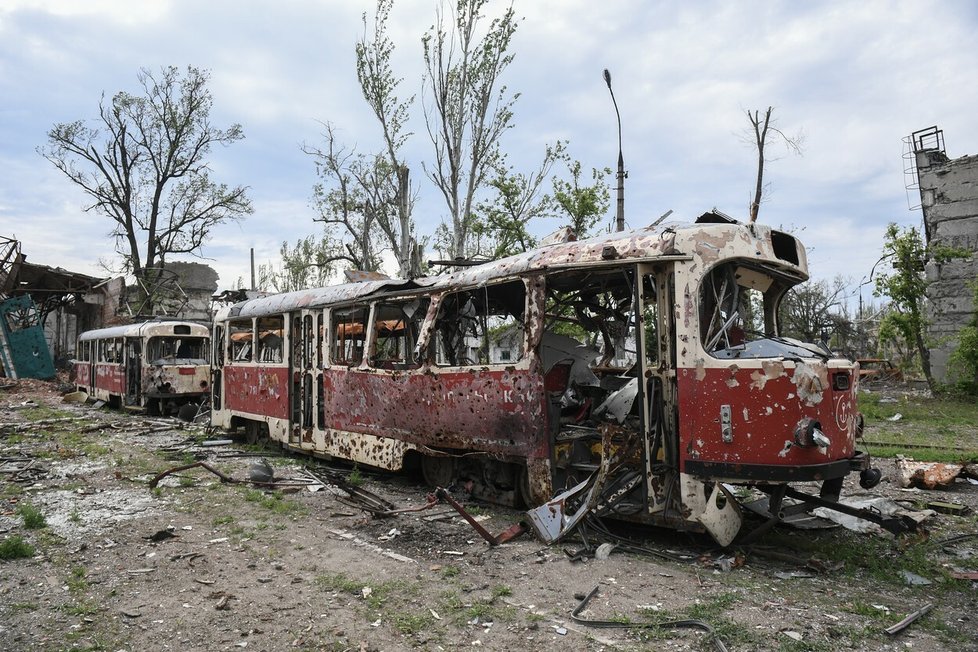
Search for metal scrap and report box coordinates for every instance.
[571,584,728,652]
[883,603,934,636]
[433,486,527,546]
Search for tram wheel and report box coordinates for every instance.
[516,463,534,508]
[421,455,457,489]
[244,421,262,446]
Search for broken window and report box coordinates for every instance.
[100,338,122,363]
[229,319,253,363]
[545,269,640,372]
[330,305,368,366]
[433,281,526,367]
[700,262,825,360]
[147,337,208,363]
[256,316,284,364]
[371,297,430,370]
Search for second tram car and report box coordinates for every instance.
[72,320,210,416]
[211,214,886,544]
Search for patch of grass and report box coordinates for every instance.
[315,572,415,611]
[347,464,364,487]
[61,599,99,616]
[316,572,366,594]
[0,535,35,560]
[243,488,304,515]
[68,509,83,524]
[212,514,235,526]
[10,602,38,612]
[392,610,435,634]
[67,566,88,593]
[490,584,512,600]
[16,503,47,530]
[686,592,737,621]
[21,405,74,421]
[858,392,978,457]
[441,565,460,579]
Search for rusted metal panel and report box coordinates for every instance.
[320,365,549,459]
[222,365,290,419]
[677,363,858,474]
[94,362,125,394]
[143,364,209,398]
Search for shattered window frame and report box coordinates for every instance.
[228,318,254,364]
[699,260,821,360]
[369,296,430,370]
[544,267,642,373]
[432,280,527,368]
[329,304,369,367]
[255,315,285,365]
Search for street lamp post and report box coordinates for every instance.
[604,69,626,232]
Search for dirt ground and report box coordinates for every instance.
[1,379,976,652]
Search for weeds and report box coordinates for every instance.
[0,536,35,560]
[16,503,47,530]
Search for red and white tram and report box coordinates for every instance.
[210,214,893,544]
[72,320,210,416]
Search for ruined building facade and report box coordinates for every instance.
[910,127,978,383]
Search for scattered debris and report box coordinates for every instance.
[899,570,933,586]
[810,496,933,534]
[594,542,616,561]
[328,528,417,564]
[948,571,978,581]
[571,585,729,652]
[895,458,965,489]
[884,603,934,636]
[927,501,971,516]
[432,487,526,546]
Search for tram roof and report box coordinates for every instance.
[78,320,209,341]
[218,215,804,319]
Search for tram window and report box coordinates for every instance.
[229,319,254,363]
[256,316,284,364]
[434,281,525,367]
[371,298,430,369]
[148,336,207,362]
[544,269,639,372]
[699,262,821,360]
[330,306,369,366]
[101,339,122,363]
[215,326,225,366]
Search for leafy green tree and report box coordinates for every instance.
[473,143,564,259]
[874,223,967,390]
[552,157,612,239]
[40,66,252,313]
[947,280,978,394]
[257,236,336,293]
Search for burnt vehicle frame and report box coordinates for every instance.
[210,214,899,544]
[71,320,210,415]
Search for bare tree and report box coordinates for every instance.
[39,66,252,312]
[745,106,803,224]
[423,0,519,259]
[356,0,422,278]
[303,124,385,274]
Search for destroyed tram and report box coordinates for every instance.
[210,212,889,545]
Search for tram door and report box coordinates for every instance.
[125,338,141,406]
[636,262,676,515]
[290,309,319,448]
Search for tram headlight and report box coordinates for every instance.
[794,417,830,448]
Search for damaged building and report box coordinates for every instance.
[907,127,978,383]
[0,235,219,377]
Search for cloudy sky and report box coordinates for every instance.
[1,1,975,302]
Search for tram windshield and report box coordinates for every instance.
[148,336,209,364]
[700,262,828,360]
